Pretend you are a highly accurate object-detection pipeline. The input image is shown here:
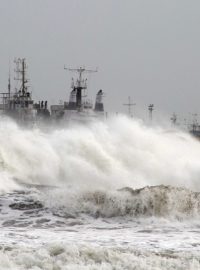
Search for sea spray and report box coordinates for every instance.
[42,185,200,220]
[0,115,199,193]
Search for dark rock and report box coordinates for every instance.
[9,201,43,210]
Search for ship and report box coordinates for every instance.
[50,66,105,124]
[0,58,50,126]
[0,60,104,126]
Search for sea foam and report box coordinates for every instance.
[0,115,199,193]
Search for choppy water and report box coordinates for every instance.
[0,116,200,269]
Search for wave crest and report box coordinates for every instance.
[46,185,200,220]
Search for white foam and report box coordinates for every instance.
[0,116,200,193]
[0,244,199,270]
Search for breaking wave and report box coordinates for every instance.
[0,115,200,193]
[1,116,200,268]
[42,185,200,220]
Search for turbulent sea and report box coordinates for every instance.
[1,116,200,269]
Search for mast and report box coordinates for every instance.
[64,66,97,108]
[192,113,198,132]
[123,96,136,117]
[170,113,177,126]
[8,68,11,99]
[7,67,11,109]
[148,104,154,121]
[22,59,25,95]
[14,58,28,96]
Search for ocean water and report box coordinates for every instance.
[0,116,200,269]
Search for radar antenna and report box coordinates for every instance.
[64,66,97,108]
[64,66,97,88]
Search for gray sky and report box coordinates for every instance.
[0,0,200,120]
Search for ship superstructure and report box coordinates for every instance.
[51,67,104,123]
[0,61,104,126]
[0,58,37,125]
[0,58,50,125]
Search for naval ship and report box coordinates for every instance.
[51,66,104,124]
[0,58,50,126]
[0,59,104,126]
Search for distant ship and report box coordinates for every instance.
[50,66,104,124]
[0,59,104,126]
[0,58,50,126]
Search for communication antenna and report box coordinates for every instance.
[123,96,136,117]
[148,104,154,121]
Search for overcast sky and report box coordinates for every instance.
[0,0,200,120]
